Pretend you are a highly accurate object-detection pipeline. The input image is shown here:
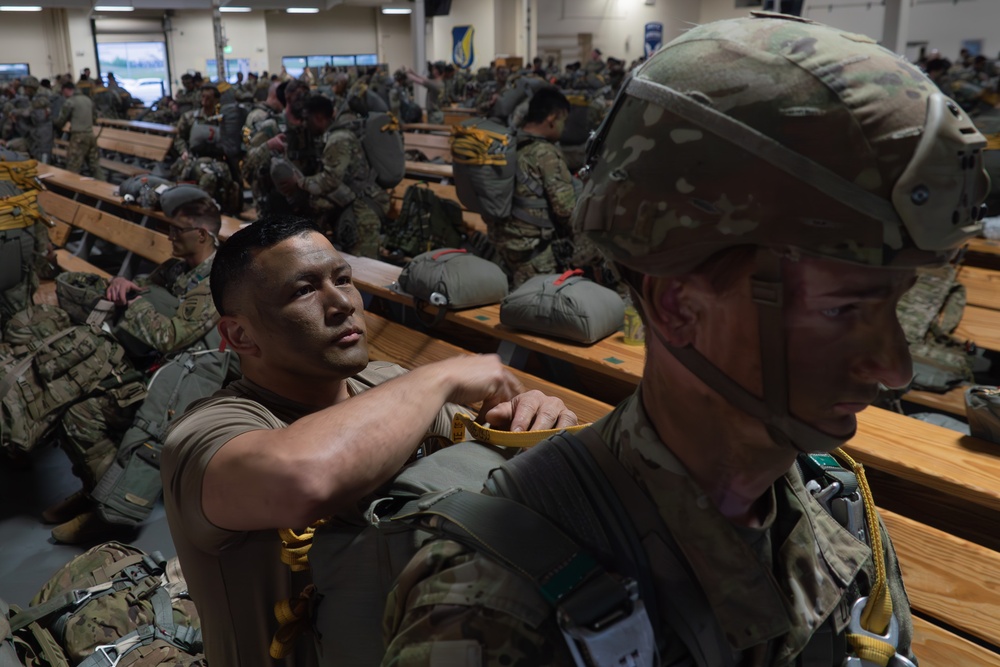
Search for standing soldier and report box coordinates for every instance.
[406,63,446,123]
[491,88,576,288]
[7,76,52,163]
[171,85,238,210]
[52,81,104,180]
[174,73,199,115]
[284,95,388,258]
[382,14,990,666]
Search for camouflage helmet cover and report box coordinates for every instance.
[575,13,990,277]
[21,75,39,90]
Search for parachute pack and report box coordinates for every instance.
[337,112,406,189]
[115,175,174,210]
[451,117,517,222]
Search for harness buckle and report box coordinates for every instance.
[841,596,902,667]
[557,579,656,667]
[92,645,123,667]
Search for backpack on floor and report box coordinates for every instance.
[382,182,464,259]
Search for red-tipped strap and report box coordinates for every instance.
[553,268,584,286]
[432,248,468,260]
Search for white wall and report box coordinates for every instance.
[66,9,98,80]
[0,9,75,80]
[376,12,413,73]
[431,0,496,69]
[221,12,269,76]
[537,0,701,68]
[165,10,215,84]
[265,5,379,74]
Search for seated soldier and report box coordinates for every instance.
[44,193,223,544]
[380,15,989,666]
[161,216,577,667]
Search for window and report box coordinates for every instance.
[97,42,168,106]
[206,58,251,83]
[0,63,29,84]
[282,56,307,79]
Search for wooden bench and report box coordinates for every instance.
[52,125,174,179]
[402,123,452,134]
[97,118,177,135]
[390,177,486,235]
[403,132,452,162]
[966,237,1000,269]
[365,311,612,424]
[403,160,453,181]
[37,163,243,240]
[442,106,477,127]
[960,264,1000,311]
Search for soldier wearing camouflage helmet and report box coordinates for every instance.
[6,75,52,162]
[381,14,989,667]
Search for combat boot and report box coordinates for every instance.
[50,510,133,545]
[41,489,92,524]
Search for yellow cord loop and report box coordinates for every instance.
[833,448,895,666]
[381,113,401,134]
[451,412,590,448]
[278,520,326,572]
[269,584,316,659]
[0,190,42,231]
[449,126,510,166]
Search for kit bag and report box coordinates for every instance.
[451,118,516,222]
[397,248,508,325]
[500,269,625,344]
[116,175,173,210]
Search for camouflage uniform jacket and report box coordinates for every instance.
[173,107,219,156]
[300,126,388,214]
[173,87,199,115]
[244,102,280,143]
[506,132,576,237]
[116,253,218,355]
[52,90,96,133]
[381,390,915,666]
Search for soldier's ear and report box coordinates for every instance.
[219,317,260,356]
[642,274,698,347]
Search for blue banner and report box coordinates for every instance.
[452,25,475,70]
[644,22,663,59]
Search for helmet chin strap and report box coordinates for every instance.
[654,247,854,454]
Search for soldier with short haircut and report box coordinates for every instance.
[381,14,990,666]
[491,87,576,288]
[174,73,198,115]
[52,81,104,180]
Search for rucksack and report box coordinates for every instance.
[382,182,465,259]
[91,348,239,527]
[0,320,135,456]
[1,596,69,667]
[20,542,205,667]
[451,117,516,222]
[896,263,975,392]
[500,269,625,344]
[116,175,174,210]
[220,102,250,160]
[398,96,423,124]
[54,272,108,326]
[337,112,405,189]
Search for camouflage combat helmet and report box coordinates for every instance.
[576,12,990,277]
[21,75,39,90]
[575,13,991,452]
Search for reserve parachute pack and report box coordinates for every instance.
[0,308,135,456]
[337,112,405,189]
[0,163,44,313]
[382,182,464,259]
[115,175,174,210]
[92,348,239,527]
[896,263,976,392]
[13,541,205,667]
[397,248,508,325]
[216,82,251,160]
[500,269,625,344]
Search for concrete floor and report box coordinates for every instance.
[0,442,176,607]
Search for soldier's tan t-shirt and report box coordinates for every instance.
[161,361,461,667]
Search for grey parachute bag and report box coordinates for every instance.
[965,386,1000,444]
[451,117,517,222]
[116,175,174,210]
[92,348,239,526]
[339,112,405,189]
[397,248,508,325]
[500,269,626,344]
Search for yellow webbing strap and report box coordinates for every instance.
[0,160,40,190]
[566,95,589,107]
[278,521,326,572]
[0,190,41,231]
[450,412,590,447]
[269,584,316,659]
[449,125,509,166]
[381,112,401,134]
[833,447,895,666]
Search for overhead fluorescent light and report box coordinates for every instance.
[93,5,134,10]
[220,5,251,11]
[381,7,412,14]
[286,7,319,12]
[0,5,43,9]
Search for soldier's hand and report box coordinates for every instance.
[437,355,523,415]
[266,133,287,152]
[482,390,578,432]
[106,276,142,306]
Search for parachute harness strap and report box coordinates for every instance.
[450,412,590,447]
[833,447,896,666]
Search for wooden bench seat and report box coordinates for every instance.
[96,127,173,163]
[403,132,451,162]
[402,123,452,134]
[97,118,177,135]
[403,160,453,181]
[52,139,149,178]
[959,264,1000,311]
[442,106,477,127]
[52,249,111,279]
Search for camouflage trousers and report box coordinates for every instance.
[66,132,105,181]
[489,219,556,289]
[61,388,142,490]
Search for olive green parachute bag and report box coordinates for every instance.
[14,542,205,667]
